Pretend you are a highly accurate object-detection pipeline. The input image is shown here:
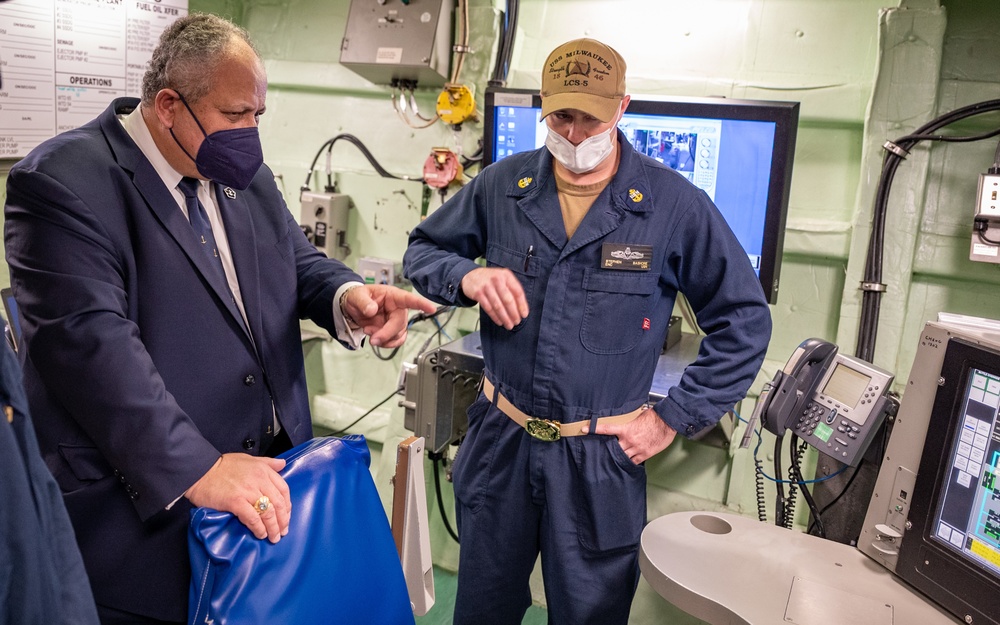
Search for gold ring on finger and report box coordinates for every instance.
[254,495,270,514]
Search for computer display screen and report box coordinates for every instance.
[483,89,799,303]
[821,363,872,410]
[929,365,1000,574]
[898,338,1000,624]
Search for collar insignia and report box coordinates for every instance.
[224,187,236,199]
[628,188,643,203]
[518,177,533,189]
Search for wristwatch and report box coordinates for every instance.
[339,284,363,328]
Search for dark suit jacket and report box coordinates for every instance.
[3,98,360,621]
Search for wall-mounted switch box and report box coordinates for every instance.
[300,191,351,261]
[358,256,404,286]
[340,0,454,88]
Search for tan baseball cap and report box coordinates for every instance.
[540,38,626,123]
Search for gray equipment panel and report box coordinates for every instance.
[400,332,483,455]
[340,0,453,87]
[858,321,1000,568]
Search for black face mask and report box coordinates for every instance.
[170,91,264,190]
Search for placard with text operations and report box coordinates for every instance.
[0,0,188,158]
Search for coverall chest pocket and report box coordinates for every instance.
[485,243,538,332]
[580,269,660,355]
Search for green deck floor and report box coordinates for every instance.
[414,567,548,624]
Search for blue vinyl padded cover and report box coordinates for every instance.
[187,435,415,625]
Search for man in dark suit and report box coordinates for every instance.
[3,13,434,625]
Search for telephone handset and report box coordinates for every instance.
[747,338,895,466]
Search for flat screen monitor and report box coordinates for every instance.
[897,338,1000,625]
[483,88,799,303]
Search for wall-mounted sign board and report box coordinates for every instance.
[0,0,188,158]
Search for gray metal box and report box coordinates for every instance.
[340,0,454,88]
[300,191,351,261]
[401,332,483,454]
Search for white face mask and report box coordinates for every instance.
[545,124,616,174]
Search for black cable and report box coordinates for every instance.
[789,435,826,538]
[370,344,401,361]
[488,6,507,85]
[751,422,851,526]
[978,230,1000,247]
[488,0,519,87]
[327,388,399,436]
[460,141,485,172]
[501,0,519,82]
[408,306,457,357]
[750,413,769,523]
[855,99,1000,362]
[807,458,866,535]
[497,4,514,85]
[973,218,1000,246]
[408,305,455,326]
[431,453,460,543]
[303,134,423,191]
[896,126,1000,145]
[755,445,768,522]
[461,154,484,168]
[368,305,456,361]
[856,153,897,361]
[782,438,804,530]
[773,436,786,527]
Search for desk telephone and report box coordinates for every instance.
[750,338,895,466]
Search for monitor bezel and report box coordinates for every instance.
[896,337,1000,625]
[482,87,798,304]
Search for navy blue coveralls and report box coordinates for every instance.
[0,317,100,625]
[404,131,772,625]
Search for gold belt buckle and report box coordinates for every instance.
[525,417,561,442]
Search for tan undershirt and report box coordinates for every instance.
[555,175,612,239]
[554,150,621,239]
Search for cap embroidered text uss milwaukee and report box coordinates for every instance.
[540,38,626,123]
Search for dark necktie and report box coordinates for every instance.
[178,177,226,280]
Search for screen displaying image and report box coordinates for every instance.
[620,116,720,197]
[484,90,795,301]
[492,105,540,161]
[821,363,872,412]
[931,366,1000,578]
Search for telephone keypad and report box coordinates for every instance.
[796,402,831,436]
[795,402,854,459]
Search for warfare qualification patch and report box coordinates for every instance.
[601,243,653,271]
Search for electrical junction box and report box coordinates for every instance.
[358,256,404,286]
[970,174,1000,264]
[975,173,1000,219]
[399,332,483,454]
[300,191,351,261]
[340,0,454,88]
